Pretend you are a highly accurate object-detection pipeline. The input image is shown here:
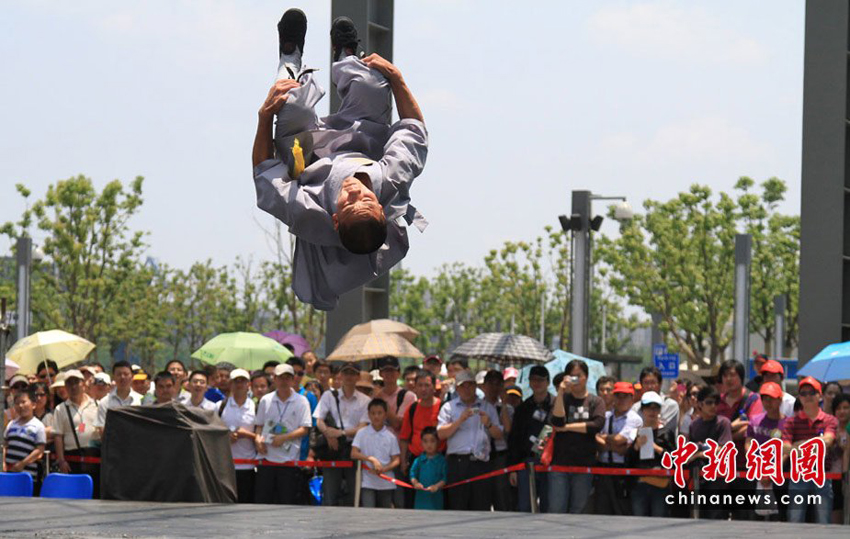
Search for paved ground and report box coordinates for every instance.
[0,498,839,538]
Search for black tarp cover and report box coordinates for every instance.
[101,402,237,503]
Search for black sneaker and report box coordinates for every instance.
[330,16,360,61]
[278,8,307,57]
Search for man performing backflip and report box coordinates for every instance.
[252,9,428,310]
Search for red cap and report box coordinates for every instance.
[760,360,784,376]
[424,355,443,364]
[754,353,768,365]
[759,382,783,399]
[613,381,634,395]
[799,377,822,394]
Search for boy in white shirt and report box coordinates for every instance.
[352,398,401,508]
[3,389,46,493]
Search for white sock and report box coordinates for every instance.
[276,49,303,81]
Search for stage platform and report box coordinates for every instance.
[0,498,838,538]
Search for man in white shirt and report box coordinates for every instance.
[94,361,142,437]
[314,362,370,506]
[437,370,503,511]
[184,370,218,412]
[253,363,312,504]
[759,360,797,417]
[220,368,257,503]
[53,369,101,497]
[595,381,642,515]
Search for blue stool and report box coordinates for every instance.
[0,472,33,497]
[40,473,93,499]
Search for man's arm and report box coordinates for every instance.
[362,54,423,123]
[252,80,301,168]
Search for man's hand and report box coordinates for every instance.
[327,436,340,452]
[325,427,344,439]
[362,54,400,82]
[259,79,301,120]
[459,407,476,423]
[509,472,517,487]
[58,460,71,474]
[9,461,25,473]
[369,457,383,474]
[635,435,648,449]
[255,435,268,455]
[479,411,492,428]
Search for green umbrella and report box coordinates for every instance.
[191,332,293,371]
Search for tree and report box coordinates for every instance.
[597,185,738,368]
[735,177,799,357]
[1,176,146,344]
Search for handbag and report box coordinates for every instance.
[540,432,555,466]
[309,390,348,460]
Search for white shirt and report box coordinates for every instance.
[54,396,100,450]
[220,396,257,470]
[599,409,643,464]
[352,424,400,491]
[781,392,796,418]
[437,396,502,461]
[185,397,218,413]
[95,388,143,428]
[254,390,312,463]
[313,388,370,440]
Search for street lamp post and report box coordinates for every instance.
[559,192,632,357]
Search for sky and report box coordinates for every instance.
[0,1,805,280]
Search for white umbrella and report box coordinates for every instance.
[4,358,20,381]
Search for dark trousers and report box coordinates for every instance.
[446,454,491,511]
[489,451,513,511]
[66,448,100,499]
[591,464,631,515]
[235,469,256,503]
[402,452,417,508]
[361,488,394,508]
[255,466,301,504]
[323,466,356,506]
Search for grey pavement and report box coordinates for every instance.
[0,498,839,538]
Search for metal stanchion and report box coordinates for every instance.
[43,451,51,477]
[843,471,849,526]
[354,462,362,508]
[692,467,700,520]
[527,461,539,514]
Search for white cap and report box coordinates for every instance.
[230,368,250,380]
[50,372,67,389]
[640,391,664,407]
[273,363,294,377]
[64,369,84,381]
[8,374,29,387]
[475,370,487,385]
[80,366,98,376]
[94,372,112,385]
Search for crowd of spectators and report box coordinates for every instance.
[3,354,849,524]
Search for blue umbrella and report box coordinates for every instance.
[516,349,607,399]
[797,341,850,381]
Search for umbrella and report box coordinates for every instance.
[5,359,20,380]
[7,330,95,375]
[450,333,554,366]
[191,332,293,371]
[797,341,850,381]
[327,332,425,362]
[516,350,607,399]
[263,330,312,357]
[339,319,420,343]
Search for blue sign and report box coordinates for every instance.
[655,353,680,379]
[653,344,668,359]
[748,358,798,380]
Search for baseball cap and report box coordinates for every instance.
[613,381,635,395]
[377,356,400,371]
[528,365,550,379]
[339,363,361,374]
[230,368,250,380]
[455,370,476,385]
[759,382,783,399]
[424,355,443,364]
[798,376,822,394]
[760,360,784,376]
[273,364,295,377]
[475,370,487,385]
[133,372,148,381]
[50,372,67,389]
[64,369,84,382]
[505,385,523,398]
[640,391,663,407]
[80,366,98,376]
[9,374,29,387]
[94,373,111,385]
[503,367,519,380]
